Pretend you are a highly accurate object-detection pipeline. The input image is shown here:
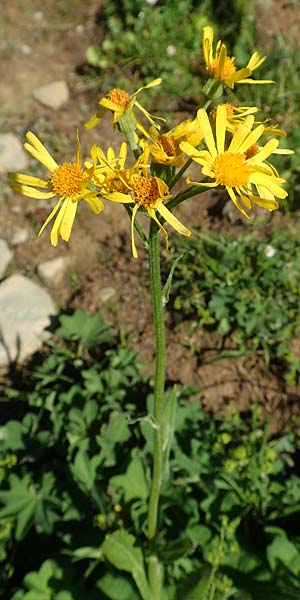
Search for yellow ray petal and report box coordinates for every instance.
[38,199,63,239]
[216,104,227,154]
[250,194,278,210]
[249,173,287,198]
[59,199,77,242]
[197,109,217,158]
[25,132,58,171]
[11,183,56,199]
[250,138,279,163]
[84,106,106,129]
[49,201,69,246]
[8,173,51,188]
[228,116,255,153]
[84,194,104,214]
[100,98,124,113]
[134,78,162,96]
[24,143,57,172]
[76,130,81,166]
[227,186,250,219]
[238,124,265,154]
[104,191,133,203]
[131,203,140,259]
[158,204,191,237]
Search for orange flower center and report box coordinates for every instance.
[159,134,179,157]
[106,88,131,109]
[51,163,85,198]
[131,176,160,207]
[211,56,236,80]
[212,152,250,187]
[245,144,259,160]
[104,170,129,193]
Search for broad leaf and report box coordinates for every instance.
[102,529,151,600]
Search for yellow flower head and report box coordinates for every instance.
[84,78,164,136]
[202,26,273,89]
[9,131,103,246]
[146,118,203,167]
[180,104,290,218]
[210,103,259,133]
[98,147,190,258]
[210,103,290,143]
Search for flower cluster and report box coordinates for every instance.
[9,26,292,257]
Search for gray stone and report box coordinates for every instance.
[19,44,32,56]
[0,239,13,279]
[99,287,116,303]
[11,227,29,246]
[37,256,69,286]
[33,81,69,110]
[0,274,56,366]
[0,133,29,173]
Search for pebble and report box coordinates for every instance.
[37,256,69,287]
[0,133,29,173]
[0,240,13,279]
[0,274,56,366]
[32,81,69,110]
[99,286,116,303]
[11,227,29,246]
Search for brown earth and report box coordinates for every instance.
[1,0,300,434]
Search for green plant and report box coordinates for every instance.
[170,228,300,382]
[85,0,254,112]
[6,12,296,598]
[1,312,300,598]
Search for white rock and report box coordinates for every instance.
[0,239,13,279]
[19,44,32,56]
[0,133,29,173]
[37,256,69,286]
[0,274,56,366]
[34,11,44,20]
[99,287,116,303]
[33,81,69,110]
[11,227,29,246]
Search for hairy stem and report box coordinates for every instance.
[147,220,166,597]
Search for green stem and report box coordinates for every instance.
[169,157,193,189]
[147,219,166,597]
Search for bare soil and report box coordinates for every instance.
[1,0,300,434]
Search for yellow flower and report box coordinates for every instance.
[210,103,289,142]
[89,142,130,193]
[202,26,273,88]
[210,103,259,133]
[99,147,191,258]
[9,131,103,246]
[145,118,203,167]
[180,104,289,219]
[84,78,163,136]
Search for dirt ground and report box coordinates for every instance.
[1,0,300,434]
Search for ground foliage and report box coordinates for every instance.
[169,227,300,383]
[1,311,300,599]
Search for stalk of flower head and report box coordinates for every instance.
[8,25,293,599]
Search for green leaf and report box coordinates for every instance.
[176,566,212,600]
[71,450,101,492]
[56,309,112,349]
[110,456,148,502]
[0,474,59,539]
[98,572,140,600]
[0,420,24,451]
[267,535,300,575]
[102,529,151,600]
[97,411,131,467]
